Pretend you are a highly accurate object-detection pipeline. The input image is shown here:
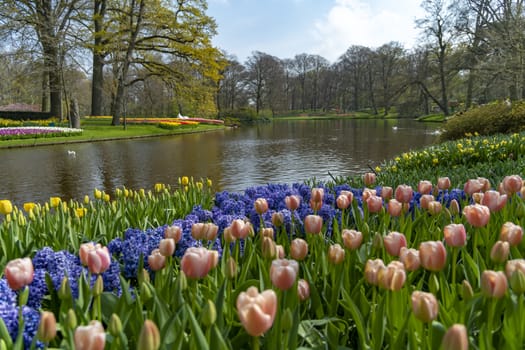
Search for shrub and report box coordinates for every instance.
[440,100,525,141]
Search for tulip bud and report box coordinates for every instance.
[509,269,525,294]
[140,282,154,302]
[490,241,510,264]
[201,299,217,327]
[281,308,294,331]
[37,311,57,342]
[108,314,123,337]
[261,237,277,259]
[297,279,310,301]
[137,320,161,350]
[66,309,77,330]
[93,275,104,297]
[462,280,474,300]
[411,291,438,323]
[261,227,274,238]
[441,324,468,350]
[225,257,238,279]
[272,212,284,227]
[328,244,345,265]
[449,199,460,216]
[138,268,150,285]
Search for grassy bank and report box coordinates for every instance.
[0,122,224,148]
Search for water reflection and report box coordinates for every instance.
[0,119,439,205]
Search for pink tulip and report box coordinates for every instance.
[490,241,510,264]
[340,190,354,203]
[502,175,523,194]
[230,219,253,239]
[304,215,323,235]
[363,172,376,186]
[37,311,57,342]
[366,195,383,213]
[270,259,299,291]
[505,259,525,280]
[276,245,285,259]
[164,225,182,243]
[86,245,111,274]
[427,201,442,215]
[387,199,403,217]
[364,259,385,286]
[378,261,406,291]
[4,257,34,291]
[74,320,106,350]
[342,229,363,250]
[419,194,434,210]
[500,222,523,246]
[477,177,491,191]
[79,242,96,266]
[310,188,324,203]
[158,238,176,257]
[290,238,308,261]
[418,180,433,195]
[137,320,160,350]
[464,178,484,196]
[399,247,420,271]
[441,324,468,350]
[472,192,483,204]
[297,279,310,301]
[395,185,413,203]
[236,286,277,336]
[419,241,447,272]
[411,291,438,323]
[481,270,508,298]
[443,224,467,247]
[383,231,407,257]
[481,190,507,212]
[336,194,351,210]
[191,223,219,241]
[463,204,490,227]
[285,195,301,211]
[254,198,269,214]
[180,247,217,279]
[261,237,277,259]
[449,199,460,216]
[148,249,166,271]
[437,177,451,190]
[223,227,236,243]
[362,188,377,202]
[328,244,345,265]
[272,212,284,227]
[261,228,274,238]
[381,186,393,201]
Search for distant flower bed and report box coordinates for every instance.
[0,126,83,140]
[85,116,224,125]
[0,118,61,128]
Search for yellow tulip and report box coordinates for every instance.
[103,193,110,202]
[0,200,13,215]
[23,202,36,212]
[94,188,102,199]
[75,208,87,218]
[196,182,203,190]
[154,183,164,192]
[181,176,189,186]
[139,189,145,197]
[50,197,61,208]
[115,188,122,197]
[207,179,212,187]
[124,189,129,197]
[84,195,90,204]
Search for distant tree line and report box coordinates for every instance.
[0,0,525,122]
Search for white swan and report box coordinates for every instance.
[67,150,76,157]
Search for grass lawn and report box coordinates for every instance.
[0,121,224,148]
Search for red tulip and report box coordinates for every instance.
[254,198,269,214]
[4,257,34,290]
[147,249,166,271]
[366,195,383,213]
[342,229,363,250]
[500,222,523,246]
[383,231,407,257]
[411,291,438,323]
[270,259,299,291]
[437,177,451,190]
[387,199,403,217]
[74,321,106,350]
[236,286,277,336]
[463,204,490,227]
[418,180,433,195]
[363,172,376,186]
[164,225,182,243]
[304,215,323,235]
[328,244,345,265]
[419,241,447,272]
[441,324,468,350]
[399,247,420,271]
[443,224,467,247]
[290,238,308,261]
[285,195,301,211]
[481,270,508,298]
[395,185,413,203]
[502,175,523,194]
[481,190,507,212]
[180,247,218,279]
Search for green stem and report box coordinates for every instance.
[252,336,260,350]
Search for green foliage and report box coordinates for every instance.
[440,100,525,141]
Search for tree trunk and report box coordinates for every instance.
[91,0,106,116]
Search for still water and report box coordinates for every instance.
[1,119,440,205]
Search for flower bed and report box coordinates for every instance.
[0,127,83,140]
[0,173,524,349]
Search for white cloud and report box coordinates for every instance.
[311,0,424,62]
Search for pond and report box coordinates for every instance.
[1,118,440,205]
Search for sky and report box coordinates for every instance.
[207,0,426,63]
